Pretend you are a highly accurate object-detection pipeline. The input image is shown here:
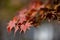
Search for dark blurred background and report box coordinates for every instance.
[0,0,60,40]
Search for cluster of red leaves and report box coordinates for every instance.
[7,0,60,33]
[7,1,44,33]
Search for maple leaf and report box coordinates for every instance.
[18,13,26,23]
[7,16,18,32]
[7,20,15,32]
[20,21,32,33]
[18,9,27,23]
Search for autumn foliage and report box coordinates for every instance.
[7,0,60,33]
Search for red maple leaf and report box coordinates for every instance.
[20,21,32,33]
